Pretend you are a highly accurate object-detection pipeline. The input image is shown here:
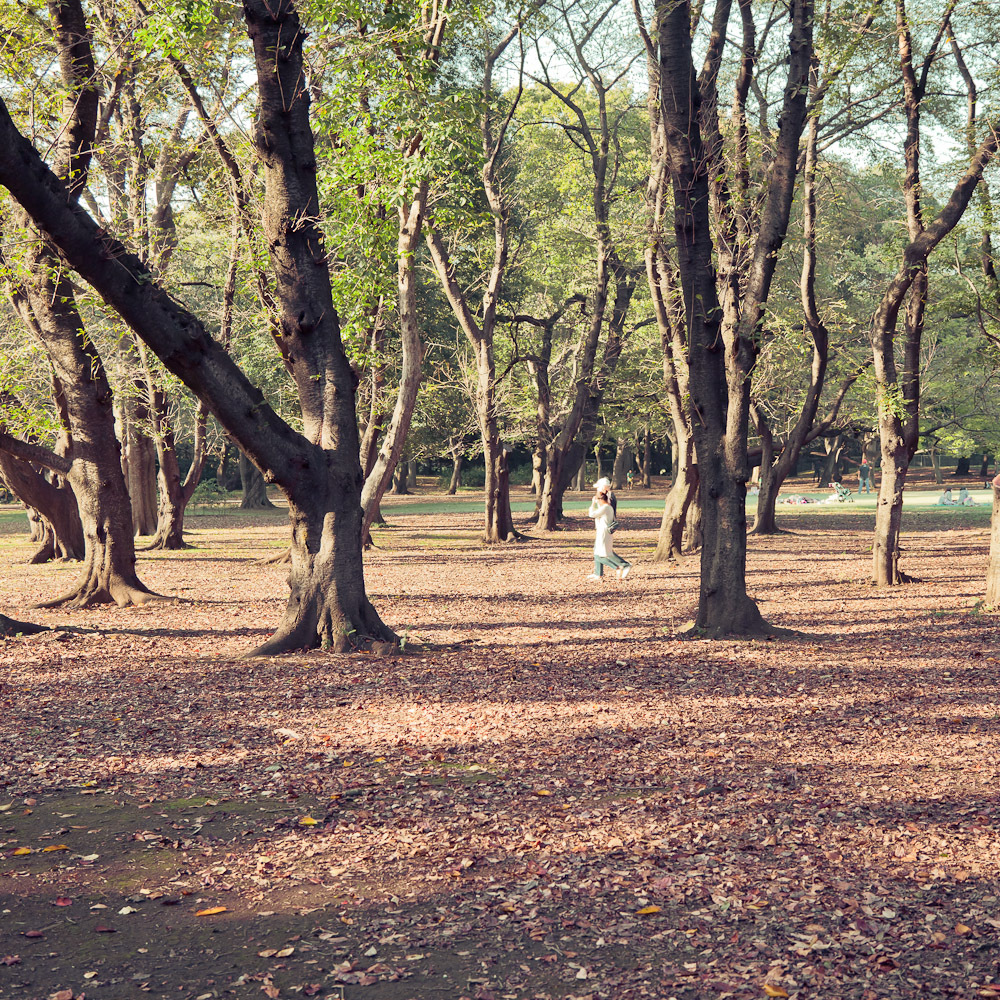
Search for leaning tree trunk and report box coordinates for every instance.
[0,452,84,562]
[240,452,275,509]
[448,452,463,494]
[986,476,1000,606]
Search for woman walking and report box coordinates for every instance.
[587,478,631,581]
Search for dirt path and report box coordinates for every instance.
[1,497,998,999]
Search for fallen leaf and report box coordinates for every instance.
[22,931,43,939]
[51,991,74,1000]
[956,923,972,935]
[1,956,20,966]
[53,897,73,907]
[195,906,228,916]
[12,847,31,856]
[298,816,320,826]
[763,987,789,998]
[42,844,69,853]
[533,789,553,796]
[276,947,295,958]
[635,905,661,915]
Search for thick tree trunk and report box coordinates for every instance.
[240,452,275,509]
[407,460,417,490]
[392,457,410,495]
[980,454,991,479]
[253,483,390,655]
[954,456,971,476]
[641,425,652,488]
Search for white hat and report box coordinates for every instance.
[593,477,612,491]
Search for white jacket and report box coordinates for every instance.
[588,498,615,557]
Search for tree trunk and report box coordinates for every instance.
[407,460,417,490]
[653,432,697,561]
[392,457,410,495]
[448,453,463,494]
[254,482,388,655]
[986,476,1000,606]
[575,463,585,491]
[872,434,912,586]
[931,445,943,484]
[981,454,991,479]
[239,452,275,509]
[642,425,652,488]
[955,456,971,476]
[751,408,779,534]
[612,439,630,490]
[145,394,208,550]
[0,453,84,562]
[121,406,157,535]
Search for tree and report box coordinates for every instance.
[0,0,397,652]
[652,0,813,635]
[0,0,155,608]
[871,0,999,586]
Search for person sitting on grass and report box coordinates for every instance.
[958,487,977,506]
[937,489,957,505]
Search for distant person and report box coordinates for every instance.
[937,489,957,505]
[958,487,977,506]
[586,478,631,581]
[626,469,634,490]
[858,457,872,494]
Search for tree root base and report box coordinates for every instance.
[36,581,161,610]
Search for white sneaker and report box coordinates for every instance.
[586,573,601,581]
[619,564,632,580]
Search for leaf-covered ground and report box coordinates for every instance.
[1,483,999,1000]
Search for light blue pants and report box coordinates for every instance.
[594,553,629,577]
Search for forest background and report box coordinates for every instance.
[2,1,1000,998]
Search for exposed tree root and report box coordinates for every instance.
[258,548,291,566]
[36,578,160,610]
[249,599,398,657]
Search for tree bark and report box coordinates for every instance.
[240,451,275,509]
[986,475,1000,606]
[145,396,208,549]
[447,452,463,494]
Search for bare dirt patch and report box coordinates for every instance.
[1,487,999,999]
